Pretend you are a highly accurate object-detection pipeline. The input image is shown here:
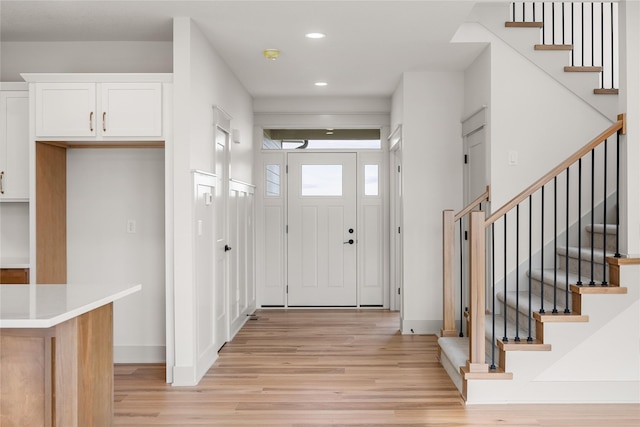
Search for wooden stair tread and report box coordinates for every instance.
[564,66,603,72]
[535,44,573,51]
[570,284,627,294]
[533,312,589,323]
[594,88,619,95]
[497,339,551,352]
[461,366,513,380]
[505,21,544,28]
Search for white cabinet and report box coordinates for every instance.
[0,90,29,201]
[100,83,162,137]
[34,82,162,139]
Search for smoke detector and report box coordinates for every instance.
[263,49,281,60]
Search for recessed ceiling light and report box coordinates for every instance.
[305,32,326,39]
[315,82,328,87]
[326,131,334,135]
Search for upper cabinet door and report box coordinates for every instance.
[100,83,162,137]
[35,83,96,137]
[0,91,29,200]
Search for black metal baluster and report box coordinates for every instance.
[615,131,621,258]
[602,138,609,286]
[552,2,556,44]
[581,3,585,66]
[523,1,526,21]
[590,148,596,286]
[515,204,521,342]
[513,2,516,22]
[533,1,536,22]
[503,214,509,342]
[528,195,533,341]
[553,177,558,314]
[540,186,546,314]
[565,168,571,313]
[491,223,497,370]
[562,1,566,45]
[459,219,464,336]
[601,2,605,89]
[577,158,583,285]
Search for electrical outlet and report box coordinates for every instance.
[127,219,137,234]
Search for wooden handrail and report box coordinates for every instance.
[454,185,491,222]
[485,116,624,226]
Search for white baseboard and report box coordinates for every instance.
[172,365,198,386]
[114,345,166,363]
[400,319,441,334]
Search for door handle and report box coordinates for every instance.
[224,244,232,252]
[0,171,4,194]
[343,239,354,245]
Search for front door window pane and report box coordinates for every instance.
[301,165,342,196]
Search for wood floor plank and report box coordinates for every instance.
[114,309,640,426]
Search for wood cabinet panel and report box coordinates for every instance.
[0,268,29,284]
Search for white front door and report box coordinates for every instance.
[287,152,357,306]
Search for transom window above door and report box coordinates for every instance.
[262,128,381,150]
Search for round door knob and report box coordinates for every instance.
[224,244,232,252]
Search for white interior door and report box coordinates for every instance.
[391,146,403,312]
[287,152,357,306]
[214,125,229,345]
[464,127,487,205]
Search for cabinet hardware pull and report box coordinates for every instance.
[103,112,107,132]
[89,111,94,132]
[0,171,4,194]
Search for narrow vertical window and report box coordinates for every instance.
[265,164,281,196]
[364,164,379,196]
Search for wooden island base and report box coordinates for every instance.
[0,303,113,427]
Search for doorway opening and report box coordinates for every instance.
[257,128,389,308]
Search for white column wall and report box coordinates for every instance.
[393,71,464,334]
[171,17,254,386]
[619,0,640,257]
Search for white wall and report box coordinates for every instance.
[66,148,165,362]
[393,71,464,334]
[618,0,640,257]
[171,17,255,386]
[0,203,29,259]
[488,31,612,210]
[1,41,172,82]
[464,46,491,119]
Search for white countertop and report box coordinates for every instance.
[0,283,141,328]
[0,258,30,269]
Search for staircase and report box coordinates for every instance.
[464,1,619,120]
[438,2,640,403]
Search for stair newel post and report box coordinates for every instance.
[466,211,488,373]
[441,210,458,337]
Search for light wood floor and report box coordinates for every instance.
[114,309,640,426]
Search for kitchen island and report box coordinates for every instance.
[0,283,141,426]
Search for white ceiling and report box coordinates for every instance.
[0,0,488,97]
